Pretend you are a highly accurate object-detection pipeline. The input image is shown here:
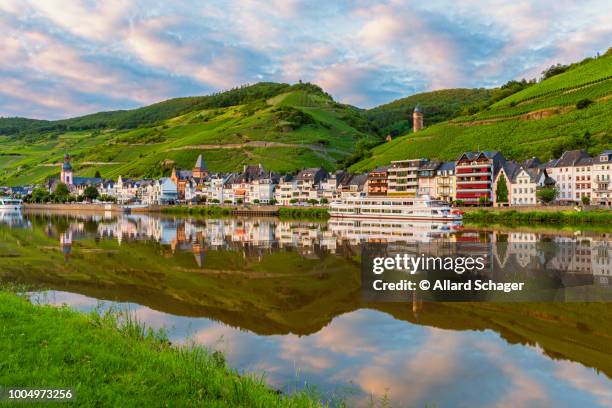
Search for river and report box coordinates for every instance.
[1,211,611,407]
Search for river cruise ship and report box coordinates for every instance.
[329,196,462,221]
[0,197,22,212]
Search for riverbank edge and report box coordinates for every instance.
[159,205,331,219]
[22,203,612,225]
[463,209,612,224]
[0,290,323,407]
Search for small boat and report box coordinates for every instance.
[0,197,22,212]
[329,195,462,221]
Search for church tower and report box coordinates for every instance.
[413,105,424,132]
[192,154,208,179]
[60,153,73,185]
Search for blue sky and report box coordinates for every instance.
[1,0,610,119]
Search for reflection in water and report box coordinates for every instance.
[2,211,612,407]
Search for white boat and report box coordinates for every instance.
[0,197,22,212]
[329,195,462,221]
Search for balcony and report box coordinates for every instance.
[456,162,491,169]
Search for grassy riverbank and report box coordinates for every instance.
[160,205,330,219]
[0,290,323,407]
[277,207,329,220]
[463,209,612,225]
[161,205,232,216]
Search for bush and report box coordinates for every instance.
[576,98,593,109]
[581,195,590,205]
[537,187,558,204]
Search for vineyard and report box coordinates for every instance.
[351,53,612,172]
[492,53,612,107]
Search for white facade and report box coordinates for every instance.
[510,169,539,205]
[274,178,295,205]
[249,179,275,204]
[592,151,612,206]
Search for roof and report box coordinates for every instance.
[414,105,421,113]
[521,157,541,169]
[437,161,455,171]
[347,173,368,188]
[72,177,103,186]
[296,167,328,183]
[418,160,441,171]
[194,154,206,170]
[457,151,501,161]
[594,150,612,164]
[500,161,522,182]
[539,159,558,169]
[554,150,590,167]
[176,170,193,179]
[236,164,267,183]
[370,165,390,173]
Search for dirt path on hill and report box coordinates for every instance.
[166,141,349,162]
[38,161,120,167]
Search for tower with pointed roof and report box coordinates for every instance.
[60,153,73,186]
[413,105,424,132]
[192,154,208,179]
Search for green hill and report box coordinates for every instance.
[0,83,377,185]
[366,88,493,136]
[351,51,612,172]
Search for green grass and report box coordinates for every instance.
[277,207,330,219]
[0,290,323,407]
[160,205,330,219]
[463,209,612,225]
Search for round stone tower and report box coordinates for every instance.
[412,105,424,132]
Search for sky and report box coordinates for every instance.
[1,0,611,120]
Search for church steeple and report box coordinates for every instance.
[192,154,208,179]
[60,153,73,185]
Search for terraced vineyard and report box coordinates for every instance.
[351,52,612,172]
[0,84,376,185]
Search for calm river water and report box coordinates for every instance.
[1,211,611,407]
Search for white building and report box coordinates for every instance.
[493,161,553,206]
[592,150,612,206]
[548,150,592,204]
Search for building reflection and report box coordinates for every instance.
[4,212,610,286]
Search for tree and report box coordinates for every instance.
[496,176,508,203]
[320,198,329,204]
[82,185,99,201]
[581,195,590,206]
[30,187,50,203]
[576,99,593,109]
[289,199,298,204]
[478,196,490,206]
[54,183,70,199]
[307,199,319,205]
[537,187,558,204]
[253,199,260,204]
[94,170,102,178]
[269,199,277,205]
